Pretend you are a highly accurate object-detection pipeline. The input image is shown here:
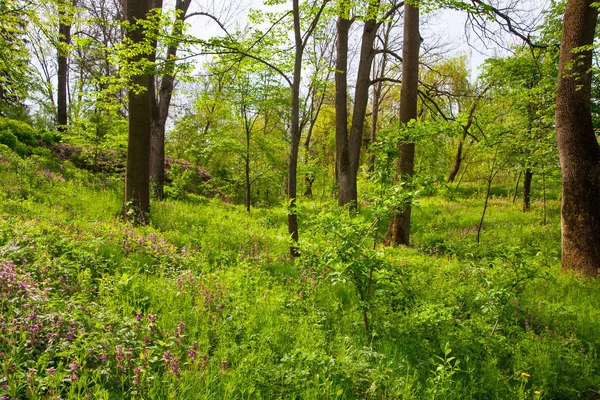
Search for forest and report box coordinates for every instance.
[1,0,600,398]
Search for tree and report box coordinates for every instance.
[336,0,404,207]
[555,0,600,276]
[386,0,419,246]
[123,0,156,223]
[57,0,78,132]
[149,0,193,199]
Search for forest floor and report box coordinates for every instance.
[1,144,599,399]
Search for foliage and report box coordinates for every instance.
[0,138,598,399]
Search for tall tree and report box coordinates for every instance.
[386,0,419,245]
[149,0,192,199]
[123,0,154,223]
[555,0,600,276]
[57,0,77,132]
[336,0,403,207]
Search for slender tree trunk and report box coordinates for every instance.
[447,131,467,183]
[556,0,600,277]
[512,170,522,204]
[123,0,153,224]
[522,168,533,212]
[288,0,303,258]
[57,0,74,132]
[150,0,191,199]
[304,123,316,197]
[245,127,251,213]
[386,1,419,246]
[368,22,391,173]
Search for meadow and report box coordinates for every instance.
[0,143,599,399]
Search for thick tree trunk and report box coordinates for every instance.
[150,0,191,199]
[57,1,73,132]
[522,168,533,212]
[386,2,419,246]
[556,0,600,276]
[335,16,352,206]
[123,0,153,223]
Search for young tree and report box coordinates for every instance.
[555,0,600,276]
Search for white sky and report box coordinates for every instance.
[184,0,549,80]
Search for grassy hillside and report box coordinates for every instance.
[0,143,599,399]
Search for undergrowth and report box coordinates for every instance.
[0,144,599,399]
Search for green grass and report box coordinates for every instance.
[0,145,599,399]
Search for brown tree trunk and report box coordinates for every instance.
[57,0,74,133]
[150,0,191,199]
[556,0,600,276]
[335,16,352,206]
[386,1,419,246]
[522,168,533,212]
[123,0,153,224]
[288,0,303,258]
[447,131,466,183]
[368,22,391,173]
[245,119,251,213]
[337,2,380,207]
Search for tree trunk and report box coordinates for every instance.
[555,0,600,276]
[368,22,391,173]
[245,127,251,213]
[123,0,153,224]
[447,131,466,183]
[337,3,380,207]
[512,170,522,204]
[150,0,191,199]
[522,168,533,212]
[288,0,303,258]
[335,16,352,206]
[386,1,419,246]
[57,0,73,132]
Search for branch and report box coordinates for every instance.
[185,11,231,36]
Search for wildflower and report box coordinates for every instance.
[521,372,531,378]
[535,391,541,396]
[69,362,79,371]
[46,368,56,375]
[220,361,228,370]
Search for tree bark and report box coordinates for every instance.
[57,0,74,133]
[447,131,466,183]
[123,0,153,223]
[288,0,303,258]
[368,23,390,173]
[556,0,600,276]
[386,1,419,246]
[337,2,380,207]
[150,0,191,199]
[335,16,352,206]
[522,168,533,212]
